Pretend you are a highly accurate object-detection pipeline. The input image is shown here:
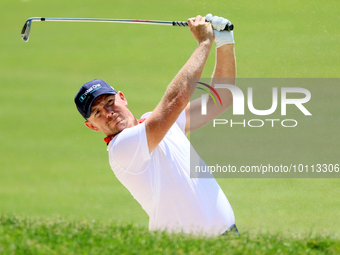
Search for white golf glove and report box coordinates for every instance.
[206,13,234,47]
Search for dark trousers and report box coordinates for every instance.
[222,224,240,235]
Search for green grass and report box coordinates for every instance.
[0,0,339,248]
[1,215,339,255]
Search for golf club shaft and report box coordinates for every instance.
[21,17,234,42]
[29,17,233,29]
[34,17,178,25]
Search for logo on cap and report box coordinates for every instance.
[79,84,102,102]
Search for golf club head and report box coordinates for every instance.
[21,19,32,42]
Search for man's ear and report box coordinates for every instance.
[85,120,99,132]
[117,91,128,106]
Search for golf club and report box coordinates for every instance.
[21,17,234,42]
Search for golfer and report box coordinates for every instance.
[75,14,237,236]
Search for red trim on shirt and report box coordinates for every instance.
[104,118,146,145]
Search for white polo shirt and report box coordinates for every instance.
[107,110,235,236]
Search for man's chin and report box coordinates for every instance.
[108,120,127,135]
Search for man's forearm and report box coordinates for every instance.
[144,16,214,152]
[164,40,213,108]
[213,44,236,79]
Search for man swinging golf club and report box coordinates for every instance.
[75,14,238,236]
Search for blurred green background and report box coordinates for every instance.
[1,0,339,235]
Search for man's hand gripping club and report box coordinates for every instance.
[187,15,214,45]
[206,13,235,47]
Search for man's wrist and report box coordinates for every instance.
[199,38,213,47]
[216,43,234,53]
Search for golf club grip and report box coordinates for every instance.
[172,21,234,31]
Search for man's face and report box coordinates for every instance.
[85,92,136,136]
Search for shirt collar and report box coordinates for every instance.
[104,118,146,145]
